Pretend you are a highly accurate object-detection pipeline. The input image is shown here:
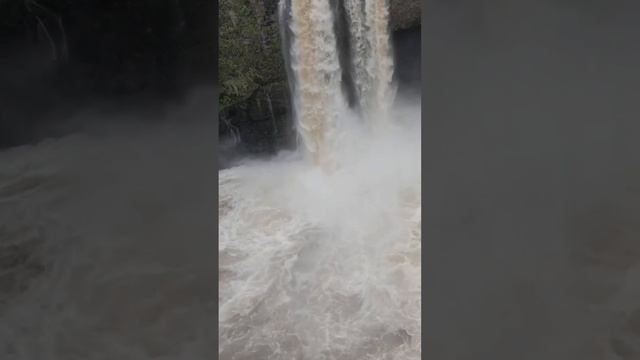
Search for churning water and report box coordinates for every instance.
[219,101,421,359]
[219,0,421,358]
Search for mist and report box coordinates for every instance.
[0,87,217,359]
[423,1,640,358]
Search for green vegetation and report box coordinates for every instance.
[219,0,285,110]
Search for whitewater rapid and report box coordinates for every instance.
[219,99,421,359]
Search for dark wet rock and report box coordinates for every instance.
[219,82,295,155]
[390,0,421,30]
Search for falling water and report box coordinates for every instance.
[281,0,396,164]
[284,0,346,166]
[344,0,395,123]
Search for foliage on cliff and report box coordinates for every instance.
[219,0,285,110]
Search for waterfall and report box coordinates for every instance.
[281,0,345,166]
[280,0,396,165]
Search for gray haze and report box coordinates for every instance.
[423,1,640,359]
[0,88,217,359]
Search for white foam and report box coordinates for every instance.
[219,101,421,359]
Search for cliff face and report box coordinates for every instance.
[218,0,421,108]
[219,82,294,156]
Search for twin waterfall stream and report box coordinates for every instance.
[283,0,396,167]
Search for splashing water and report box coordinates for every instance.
[219,0,420,358]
